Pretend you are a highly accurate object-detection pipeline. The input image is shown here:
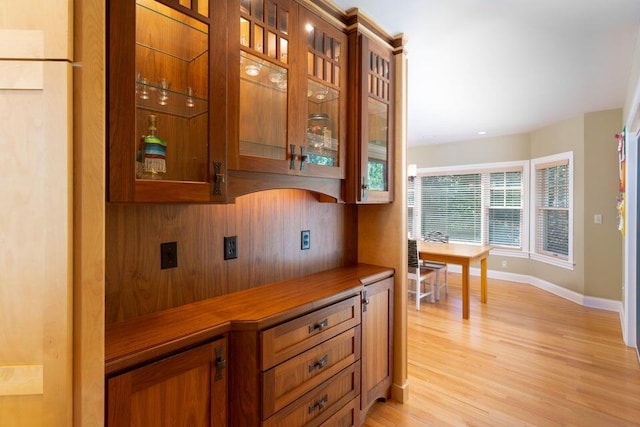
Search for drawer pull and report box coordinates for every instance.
[308,394,329,414]
[309,355,329,372]
[308,319,329,334]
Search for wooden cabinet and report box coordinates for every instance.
[107,0,350,202]
[106,336,228,427]
[230,295,362,426]
[225,0,347,200]
[346,25,396,204]
[360,276,394,419]
[107,0,227,202]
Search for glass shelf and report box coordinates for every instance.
[136,0,209,62]
[239,51,288,92]
[136,80,208,118]
[307,79,339,104]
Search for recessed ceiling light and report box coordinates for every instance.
[478,131,487,135]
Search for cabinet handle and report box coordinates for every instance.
[361,177,369,200]
[213,162,224,196]
[308,394,329,414]
[309,355,329,372]
[362,290,370,312]
[299,146,307,171]
[289,144,297,170]
[308,318,329,334]
[214,345,226,381]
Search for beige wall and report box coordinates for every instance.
[584,109,624,299]
[530,114,586,294]
[409,133,531,167]
[408,109,623,301]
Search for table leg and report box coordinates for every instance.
[462,265,469,319]
[481,257,488,304]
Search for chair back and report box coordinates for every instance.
[424,231,449,243]
[408,239,420,268]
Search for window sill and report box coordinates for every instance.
[530,253,574,270]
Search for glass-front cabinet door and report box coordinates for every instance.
[109,0,224,202]
[229,0,345,179]
[301,7,346,179]
[347,31,395,203]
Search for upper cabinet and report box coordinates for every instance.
[108,0,227,202]
[107,0,400,203]
[346,22,396,204]
[226,0,347,198]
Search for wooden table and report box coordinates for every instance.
[417,241,492,319]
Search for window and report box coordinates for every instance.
[487,171,523,247]
[411,161,527,253]
[421,173,482,243]
[531,152,573,268]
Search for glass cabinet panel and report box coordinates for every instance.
[134,0,209,182]
[304,18,342,170]
[363,46,392,199]
[239,51,288,159]
[238,0,290,161]
[367,98,388,191]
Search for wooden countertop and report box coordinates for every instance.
[105,263,394,375]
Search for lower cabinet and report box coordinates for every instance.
[106,336,228,427]
[361,276,394,420]
[230,295,362,426]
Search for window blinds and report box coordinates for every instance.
[414,167,523,248]
[420,174,482,243]
[487,171,522,247]
[535,160,569,258]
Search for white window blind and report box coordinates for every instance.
[412,161,526,251]
[487,171,523,247]
[420,173,482,243]
[534,158,570,260]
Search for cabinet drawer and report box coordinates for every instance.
[262,327,361,418]
[261,295,361,370]
[263,361,360,427]
[319,397,360,427]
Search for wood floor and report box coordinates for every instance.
[364,274,640,426]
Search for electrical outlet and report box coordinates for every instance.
[301,230,311,250]
[501,260,507,268]
[160,242,178,269]
[224,236,238,260]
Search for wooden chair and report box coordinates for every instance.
[422,231,449,301]
[408,239,435,310]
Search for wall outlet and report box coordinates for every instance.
[301,230,311,250]
[160,242,178,269]
[224,236,238,260]
[501,260,507,268]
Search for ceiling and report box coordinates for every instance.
[331,0,640,146]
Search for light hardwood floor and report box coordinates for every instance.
[364,274,640,426]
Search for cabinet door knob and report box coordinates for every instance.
[213,162,224,196]
[214,345,226,381]
[289,144,297,170]
[300,146,307,171]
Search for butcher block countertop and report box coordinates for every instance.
[105,263,394,375]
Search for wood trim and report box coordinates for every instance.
[73,0,106,424]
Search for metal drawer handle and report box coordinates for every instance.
[308,319,328,334]
[309,355,329,372]
[308,394,329,414]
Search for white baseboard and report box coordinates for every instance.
[446,265,621,313]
